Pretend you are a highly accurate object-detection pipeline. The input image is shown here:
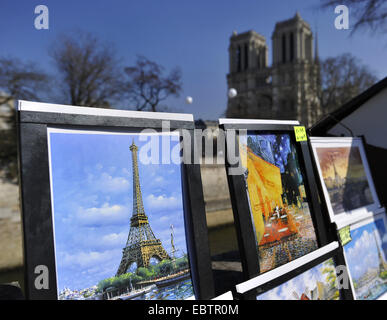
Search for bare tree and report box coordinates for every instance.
[50,32,124,108]
[0,57,49,181]
[320,0,387,34]
[124,55,182,112]
[0,57,48,105]
[319,53,377,113]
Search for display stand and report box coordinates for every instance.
[309,135,387,300]
[17,100,214,300]
[236,242,353,300]
[219,119,335,280]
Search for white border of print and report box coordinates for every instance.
[211,291,234,300]
[235,242,339,295]
[341,210,387,300]
[310,137,381,226]
[18,100,193,122]
[219,118,299,126]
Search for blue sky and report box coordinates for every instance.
[1,0,387,120]
[257,258,336,300]
[344,216,387,281]
[48,130,187,292]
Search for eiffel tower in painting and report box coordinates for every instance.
[373,230,387,273]
[116,141,170,276]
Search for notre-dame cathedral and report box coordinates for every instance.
[226,12,322,127]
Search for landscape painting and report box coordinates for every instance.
[48,128,194,300]
[256,258,340,300]
[343,215,387,300]
[240,133,318,274]
[315,146,373,215]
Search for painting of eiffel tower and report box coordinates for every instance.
[49,131,193,299]
[116,141,170,276]
[373,230,387,274]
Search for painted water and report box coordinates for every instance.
[132,279,194,300]
[357,280,387,300]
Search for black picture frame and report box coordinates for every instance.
[16,100,214,300]
[219,119,335,282]
[235,241,353,300]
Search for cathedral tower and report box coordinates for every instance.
[226,30,272,118]
[226,13,322,127]
[271,12,321,126]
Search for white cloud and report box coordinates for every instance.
[257,262,333,300]
[76,203,129,226]
[145,194,181,211]
[158,216,170,222]
[101,232,128,247]
[58,248,121,269]
[108,166,116,173]
[154,176,164,183]
[345,229,379,279]
[88,172,130,194]
[122,168,131,176]
[280,279,299,300]
[258,286,282,300]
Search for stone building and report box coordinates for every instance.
[0,96,13,130]
[226,12,322,127]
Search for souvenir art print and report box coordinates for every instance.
[310,137,380,225]
[48,129,193,300]
[239,132,318,273]
[256,258,341,300]
[342,213,387,300]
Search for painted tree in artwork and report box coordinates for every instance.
[321,259,340,300]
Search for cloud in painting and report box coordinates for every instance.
[145,194,182,211]
[61,228,129,252]
[87,172,130,194]
[75,203,130,226]
[257,262,332,300]
[345,228,379,279]
[101,232,128,247]
[58,248,121,269]
[262,287,281,300]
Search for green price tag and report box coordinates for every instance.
[338,226,352,246]
[294,126,307,142]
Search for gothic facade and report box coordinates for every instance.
[226,13,322,127]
